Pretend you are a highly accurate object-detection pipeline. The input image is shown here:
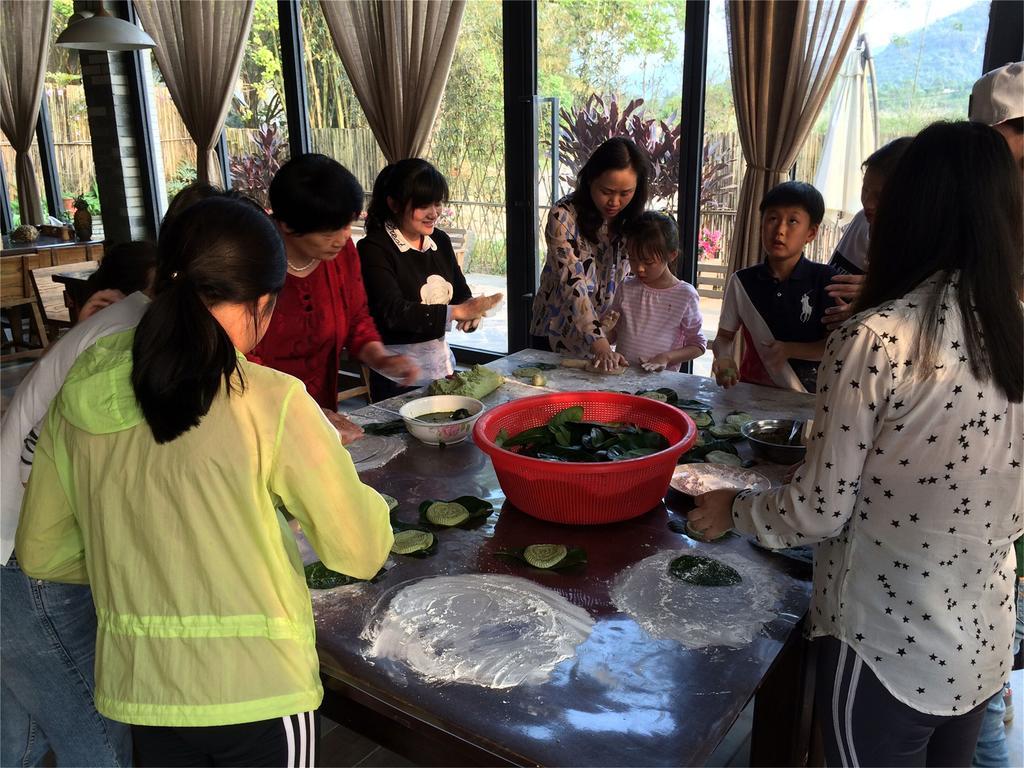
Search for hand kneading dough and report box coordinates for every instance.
[561,358,628,375]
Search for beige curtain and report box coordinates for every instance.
[134,0,254,186]
[319,0,465,162]
[726,0,866,273]
[0,1,52,226]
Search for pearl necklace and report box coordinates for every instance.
[287,256,317,273]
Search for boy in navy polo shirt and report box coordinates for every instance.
[712,181,836,393]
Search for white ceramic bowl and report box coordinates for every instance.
[399,395,485,446]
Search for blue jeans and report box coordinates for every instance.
[972,576,1022,768]
[1,557,131,767]
[973,688,1009,767]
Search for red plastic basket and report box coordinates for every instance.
[473,392,697,525]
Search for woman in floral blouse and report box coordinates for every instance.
[691,122,1023,766]
[530,138,650,369]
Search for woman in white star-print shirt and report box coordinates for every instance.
[691,122,1023,767]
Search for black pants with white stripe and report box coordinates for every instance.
[133,711,319,767]
[814,636,986,767]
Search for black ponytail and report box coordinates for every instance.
[132,197,286,443]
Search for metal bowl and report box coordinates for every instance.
[399,395,485,446]
[740,419,807,465]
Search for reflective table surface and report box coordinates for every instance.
[304,351,817,766]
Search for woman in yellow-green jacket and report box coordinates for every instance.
[15,196,394,767]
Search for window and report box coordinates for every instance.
[696,0,988,378]
[144,53,196,210]
[0,143,46,229]
[41,0,103,235]
[299,0,384,194]
[428,0,507,354]
[225,0,291,207]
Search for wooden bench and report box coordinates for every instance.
[696,261,728,300]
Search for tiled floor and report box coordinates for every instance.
[319,718,413,767]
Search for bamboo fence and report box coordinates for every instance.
[2,84,870,275]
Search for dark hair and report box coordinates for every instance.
[83,241,158,300]
[862,137,913,178]
[569,137,650,243]
[162,182,223,231]
[364,159,449,234]
[132,197,287,443]
[856,121,1023,402]
[624,211,679,265]
[269,154,364,234]
[759,181,825,226]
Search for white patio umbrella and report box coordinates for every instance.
[813,33,879,226]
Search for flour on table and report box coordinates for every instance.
[611,548,792,649]
[363,574,594,688]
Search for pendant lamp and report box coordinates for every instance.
[56,6,156,51]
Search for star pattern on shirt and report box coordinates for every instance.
[732,277,1023,716]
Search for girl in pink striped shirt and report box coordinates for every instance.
[610,212,706,371]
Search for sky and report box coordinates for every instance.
[705,0,985,83]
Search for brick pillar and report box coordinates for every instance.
[75,0,156,243]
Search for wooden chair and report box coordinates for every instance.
[447,228,476,271]
[51,245,90,266]
[30,264,76,332]
[696,262,728,299]
[338,359,373,405]
[36,260,100,327]
[349,220,367,246]
[1,254,49,361]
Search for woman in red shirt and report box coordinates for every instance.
[250,155,417,442]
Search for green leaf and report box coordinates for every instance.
[363,420,406,436]
[682,409,714,428]
[725,411,755,428]
[548,405,585,428]
[304,561,385,590]
[500,425,551,449]
[680,431,739,462]
[391,529,436,556]
[708,424,743,440]
[418,496,494,528]
[634,387,678,404]
[496,544,588,570]
[550,423,572,447]
[512,366,544,379]
[705,450,744,467]
[677,399,713,410]
[668,554,742,586]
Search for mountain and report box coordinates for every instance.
[872,2,989,114]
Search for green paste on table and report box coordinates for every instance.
[668,554,742,586]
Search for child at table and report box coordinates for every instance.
[712,182,837,393]
[608,211,705,371]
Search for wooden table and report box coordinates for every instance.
[306,350,817,766]
[51,263,100,323]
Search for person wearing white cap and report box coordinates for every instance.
[969,59,1024,768]
[970,61,1024,169]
